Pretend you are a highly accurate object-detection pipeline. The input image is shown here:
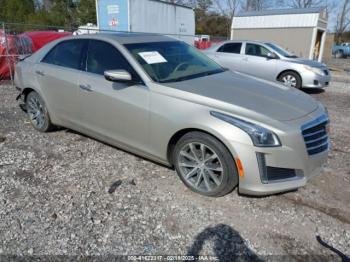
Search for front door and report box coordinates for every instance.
[78,40,150,152]
[240,42,278,81]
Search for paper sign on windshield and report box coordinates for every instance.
[138,51,167,64]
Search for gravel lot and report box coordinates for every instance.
[0,81,349,260]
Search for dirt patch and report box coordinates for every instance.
[283,196,350,224]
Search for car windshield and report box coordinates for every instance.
[124,41,225,83]
[265,43,298,58]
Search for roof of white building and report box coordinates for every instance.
[235,7,325,17]
[232,7,327,30]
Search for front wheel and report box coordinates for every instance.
[173,132,238,197]
[26,91,55,132]
[278,71,302,89]
[335,50,344,59]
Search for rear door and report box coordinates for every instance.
[213,42,243,71]
[77,40,150,151]
[35,39,87,125]
[240,42,278,80]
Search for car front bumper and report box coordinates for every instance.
[301,69,331,88]
[225,113,329,196]
[233,142,328,196]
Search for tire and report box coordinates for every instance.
[26,91,55,132]
[335,50,344,59]
[278,71,302,89]
[173,131,238,197]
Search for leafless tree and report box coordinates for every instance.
[214,0,240,35]
[42,0,52,10]
[215,0,240,17]
[166,0,198,8]
[288,0,324,8]
[335,0,350,43]
[242,0,271,11]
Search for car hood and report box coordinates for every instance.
[161,71,319,122]
[284,57,326,68]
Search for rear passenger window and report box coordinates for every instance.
[217,43,242,54]
[86,40,138,79]
[42,40,85,70]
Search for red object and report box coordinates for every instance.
[0,31,71,80]
[0,31,18,80]
[21,31,71,52]
[195,38,212,50]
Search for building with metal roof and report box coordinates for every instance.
[231,7,328,61]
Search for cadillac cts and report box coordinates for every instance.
[14,34,329,197]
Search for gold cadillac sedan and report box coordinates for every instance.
[14,33,329,197]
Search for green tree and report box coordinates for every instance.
[49,0,78,28]
[1,0,35,22]
[77,0,97,25]
[26,8,54,27]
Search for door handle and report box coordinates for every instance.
[35,70,45,76]
[242,57,248,62]
[79,84,93,92]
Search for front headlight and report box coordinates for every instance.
[301,65,324,75]
[211,111,281,147]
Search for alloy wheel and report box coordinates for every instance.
[27,95,46,129]
[177,142,224,193]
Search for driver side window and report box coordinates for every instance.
[245,43,270,58]
[86,40,140,81]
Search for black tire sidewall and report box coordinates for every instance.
[173,131,238,197]
[26,91,52,132]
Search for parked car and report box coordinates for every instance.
[14,34,329,197]
[205,40,331,89]
[332,43,350,58]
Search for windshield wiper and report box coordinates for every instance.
[159,69,225,83]
[19,54,32,61]
[159,75,192,83]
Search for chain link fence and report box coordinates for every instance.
[0,21,228,86]
[0,21,75,86]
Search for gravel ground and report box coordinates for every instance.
[0,81,349,261]
[326,58,350,83]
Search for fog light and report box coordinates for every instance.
[314,80,319,86]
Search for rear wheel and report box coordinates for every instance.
[26,91,54,132]
[278,71,302,89]
[173,131,238,197]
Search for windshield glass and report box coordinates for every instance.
[265,43,298,58]
[124,41,225,83]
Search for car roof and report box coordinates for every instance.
[63,32,176,44]
[219,40,270,45]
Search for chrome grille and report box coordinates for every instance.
[301,114,329,155]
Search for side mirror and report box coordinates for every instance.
[266,52,278,59]
[104,70,132,82]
